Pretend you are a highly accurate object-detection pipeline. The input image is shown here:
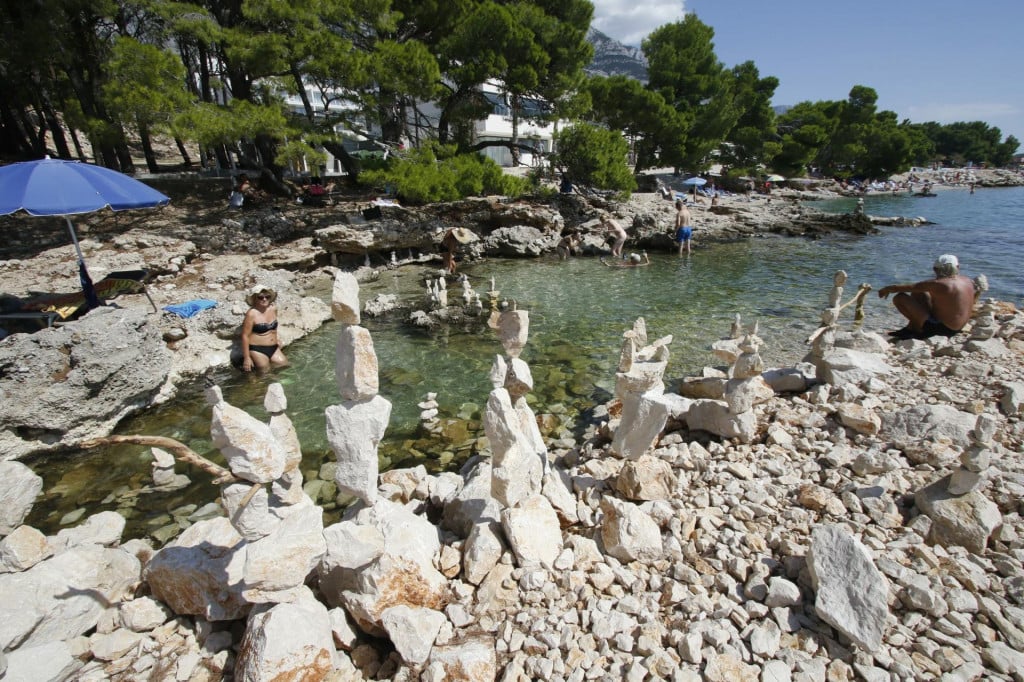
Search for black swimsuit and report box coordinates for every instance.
[252,319,278,333]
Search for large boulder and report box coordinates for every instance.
[882,404,978,449]
[145,516,250,621]
[814,347,894,386]
[0,307,172,459]
[0,544,140,650]
[482,226,551,257]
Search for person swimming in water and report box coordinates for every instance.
[239,284,289,371]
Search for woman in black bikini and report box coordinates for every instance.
[240,285,288,372]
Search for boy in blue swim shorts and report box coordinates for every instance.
[674,199,693,255]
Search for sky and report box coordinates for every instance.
[590,0,1023,152]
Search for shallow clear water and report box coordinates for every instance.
[24,186,1024,537]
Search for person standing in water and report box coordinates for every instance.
[603,215,628,258]
[674,199,693,255]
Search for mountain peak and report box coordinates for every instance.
[585,28,648,83]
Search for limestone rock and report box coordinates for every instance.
[325,395,392,504]
[816,347,894,386]
[0,307,172,460]
[806,524,889,652]
[0,544,140,649]
[1,641,80,682]
[335,325,379,401]
[686,399,758,442]
[426,636,497,682]
[915,476,1001,553]
[331,270,361,324]
[145,516,249,621]
[221,482,274,541]
[242,501,326,603]
[615,455,675,501]
[0,524,50,572]
[463,521,505,585]
[235,589,334,682]
[0,461,42,536]
[210,400,287,484]
[837,402,881,435]
[441,460,500,538]
[119,595,172,632]
[882,404,978,449]
[381,605,446,665]
[341,552,448,636]
[600,496,663,563]
[611,393,671,459]
[500,494,563,568]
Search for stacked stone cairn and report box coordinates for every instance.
[481,297,564,569]
[687,318,773,443]
[425,275,448,309]
[150,446,190,490]
[318,270,452,672]
[419,391,442,434]
[325,270,392,506]
[915,412,1003,553]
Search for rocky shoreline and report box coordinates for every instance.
[0,265,1022,681]
[0,170,956,459]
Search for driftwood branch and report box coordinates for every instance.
[79,435,239,485]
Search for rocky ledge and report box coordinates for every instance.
[0,270,1022,682]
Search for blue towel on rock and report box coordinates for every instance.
[163,299,218,318]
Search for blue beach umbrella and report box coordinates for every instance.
[680,176,707,187]
[0,157,169,311]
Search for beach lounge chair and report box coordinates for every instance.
[0,269,157,331]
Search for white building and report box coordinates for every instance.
[278,79,562,173]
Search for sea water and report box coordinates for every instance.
[24,186,1024,537]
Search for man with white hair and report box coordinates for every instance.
[879,254,976,340]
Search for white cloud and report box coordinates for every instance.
[590,0,687,46]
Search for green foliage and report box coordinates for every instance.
[909,120,1019,167]
[643,16,740,170]
[585,75,687,171]
[102,37,192,132]
[174,100,289,148]
[275,140,327,171]
[722,62,779,170]
[359,145,528,204]
[551,124,636,196]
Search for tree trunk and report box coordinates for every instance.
[139,120,158,173]
[174,137,193,167]
[42,98,71,158]
[16,107,45,157]
[0,105,34,158]
[69,127,87,160]
[290,64,316,123]
[510,93,521,167]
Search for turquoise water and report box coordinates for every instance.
[24,186,1024,537]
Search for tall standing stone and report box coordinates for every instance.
[806,524,889,652]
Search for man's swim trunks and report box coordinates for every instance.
[888,318,960,341]
[676,226,693,242]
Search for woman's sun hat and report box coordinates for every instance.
[247,284,277,306]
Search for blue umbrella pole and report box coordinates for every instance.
[65,217,85,262]
[67,217,101,310]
